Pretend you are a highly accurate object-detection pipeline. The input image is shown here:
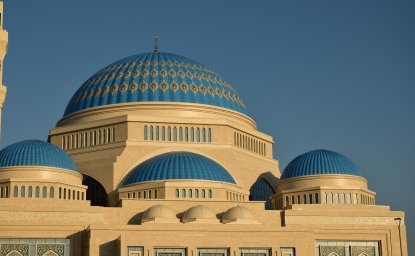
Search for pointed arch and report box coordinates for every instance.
[42,251,59,256]
[82,174,109,207]
[6,251,24,256]
[249,178,275,209]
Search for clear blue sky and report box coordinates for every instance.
[2,0,414,252]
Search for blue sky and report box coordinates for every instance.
[2,0,414,252]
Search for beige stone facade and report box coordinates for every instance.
[0,2,408,256]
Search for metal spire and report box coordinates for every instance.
[154,33,159,52]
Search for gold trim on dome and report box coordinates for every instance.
[103,86,110,95]
[194,73,201,79]
[116,72,123,79]
[141,70,149,77]
[170,82,179,92]
[150,81,158,92]
[120,82,128,92]
[167,61,173,67]
[122,63,128,68]
[160,82,168,92]
[139,82,148,92]
[169,70,176,77]
[144,61,150,66]
[124,71,131,78]
[190,83,198,94]
[137,61,143,67]
[215,88,223,97]
[81,92,88,100]
[151,61,157,66]
[181,83,189,93]
[174,62,180,67]
[160,70,167,76]
[208,86,215,96]
[110,84,118,94]
[88,89,94,98]
[130,82,138,92]
[133,70,139,77]
[199,85,207,95]
[159,60,165,66]
[186,71,193,78]
[150,70,158,77]
[177,70,185,77]
[94,87,101,96]
[109,73,115,80]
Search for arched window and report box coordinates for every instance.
[208,128,212,142]
[175,189,179,198]
[36,186,40,198]
[72,190,75,200]
[190,128,195,143]
[50,187,55,198]
[63,188,66,199]
[173,127,177,141]
[185,127,189,142]
[13,185,18,197]
[5,186,8,197]
[292,195,295,204]
[127,193,131,199]
[196,128,200,142]
[315,193,319,204]
[148,190,151,199]
[309,194,313,204]
[138,192,140,199]
[189,189,193,198]
[298,195,301,204]
[68,189,71,199]
[330,193,334,204]
[226,191,229,200]
[144,191,147,199]
[155,126,159,141]
[202,189,206,198]
[208,189,212,198]
[323,193,327,203]
[285,196,289,206]
[77,191,80,200]
[81,192,84,200]
[150,126,154,140]
[195,189,199,198]
[43,186,47,198]
[303,194,307,204]
[59,187,62,199]
[162,126,166,141]
[202,128,206,142]
[337,193,340,204]
[154,190,158,199]
[133,192,136,199]
[179,127,183,141]
[28,186,33,198]
[354,193,358,204]
[168,126,172,141]
[182,189,186,198]
[20,186,25,197]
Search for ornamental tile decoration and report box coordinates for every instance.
[64,52,247,117]
[319,246,345,256]
[36,244,65,256]
[351,246,376,256]
[0,244,29,256]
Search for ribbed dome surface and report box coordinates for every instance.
[281,149,362,179]
[64,52,247,117]
[122,152,236,186]
[0,140,77,171]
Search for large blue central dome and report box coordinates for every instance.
[122,151,236,186]
[64,52,247,117]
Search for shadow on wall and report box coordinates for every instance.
[82,174,109,207]
[249,172,277,210]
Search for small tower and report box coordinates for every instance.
[0,0,8,138]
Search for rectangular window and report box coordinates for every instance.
[240,248,270,256]
[154,248,186,256]
[128,246,143,256]
[280,248,295,256]
[198,248,228,256]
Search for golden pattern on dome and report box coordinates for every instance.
[160,70,167,76]
[199,85,207,95]
[186,71,193,78]
[120,83,128,92]
[160,82,168,92]
[215,88,223,97]
[124,71,131,78]
[109,73,115,80]
[170,82,179,92]
[103,86,110,95]
[150,70,158,77]
[133,70,139,77]
[144,61,150,66]
[151,61,157,66]
[111,84,118,94]
[150,82,158,92]
[140,82,148,92]
[141,70,148,77]
[94,88,101,96]
[177,70,185,77]
[181,83,189,93]
[190,83,198,94]
[159,60,165,66]
[169,70,176,77]
[208,86,215,96]
[130,82,138,92]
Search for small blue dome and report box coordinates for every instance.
[0,140,77,171]
[281,149,362,179]
[122,151,235,186]
[64,52,247,117]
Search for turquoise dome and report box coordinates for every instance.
[64,52,247,117]
[0,140,77,171]
[281,149,362,179]
[122,151,235,186]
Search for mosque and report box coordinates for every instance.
[0,2,408,256]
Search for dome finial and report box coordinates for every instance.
[154,33,159,52]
